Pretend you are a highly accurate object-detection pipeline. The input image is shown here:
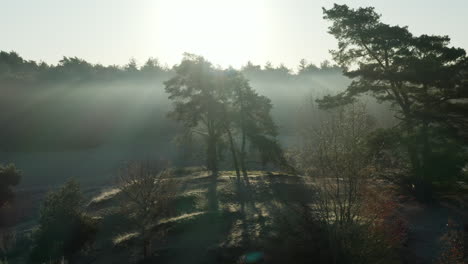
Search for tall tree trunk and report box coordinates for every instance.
[237,85,248,180]
[390,82,422,180]
[206,133,218,175]
[421,120,431,176]
[226,127,241,181]
[419,120,433,201]
[406,133,421,177]
[404,118,433,201]
[143,237,151,259]
[240,127,248,180]
[420,84,431,181]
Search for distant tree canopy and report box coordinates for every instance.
[0,49,348,159]
[318,4,468,193]
[0,51,170,84]
[0,163,21,208]
[165,54,287,175]
[0,50,342,84]
[0,51,176,152]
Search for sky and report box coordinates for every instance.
[1,0,468,69]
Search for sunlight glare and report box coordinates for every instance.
[154,0,270,68]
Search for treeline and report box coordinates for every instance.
[0,50,341,84]
[0,53,168,84]
[0,51,347,153]
[0,51,350,185]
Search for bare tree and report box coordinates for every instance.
[293,102,406,262]
[118,160,177,259]
[311,103,376,226]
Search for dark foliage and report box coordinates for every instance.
[0,163,21,208]
[165,54,287,176]
[30,180,97,263]
[317,4,468,199]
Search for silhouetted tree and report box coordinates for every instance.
[125,58,139,74]
[318,4,468,198]
[298,59,308,73]
[224,71,283,177]
[241,61,262,76]
[298,60,321,75]
[164,54,227,174]
[55,56,95,81]
[0,51,41,81]
[277,63,291,75]
[216,70,284,180]
[264,61,274,71]
[141,57,163,77]
[165,55,286,176]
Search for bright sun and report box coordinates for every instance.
[153,0,270,68]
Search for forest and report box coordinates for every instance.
[1,3,467,264]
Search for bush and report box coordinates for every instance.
[30,180,97,263]
[0,164,21,208]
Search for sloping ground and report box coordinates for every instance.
[84,170,313,264]
[3,170,466,263]
[86,170,467,264]
[0,184,104,233]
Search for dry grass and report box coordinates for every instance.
[90,188,121,204]
[113,232,139,245]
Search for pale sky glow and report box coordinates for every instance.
[2,0,468,69]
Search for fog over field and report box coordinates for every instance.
[1,58,385,186]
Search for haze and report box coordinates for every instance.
[2,0,468,68]
[1,2,468,264]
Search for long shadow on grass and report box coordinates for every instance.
[206,172,219,213]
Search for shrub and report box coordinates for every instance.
[30,180,97,263]
[0,164,21,208]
